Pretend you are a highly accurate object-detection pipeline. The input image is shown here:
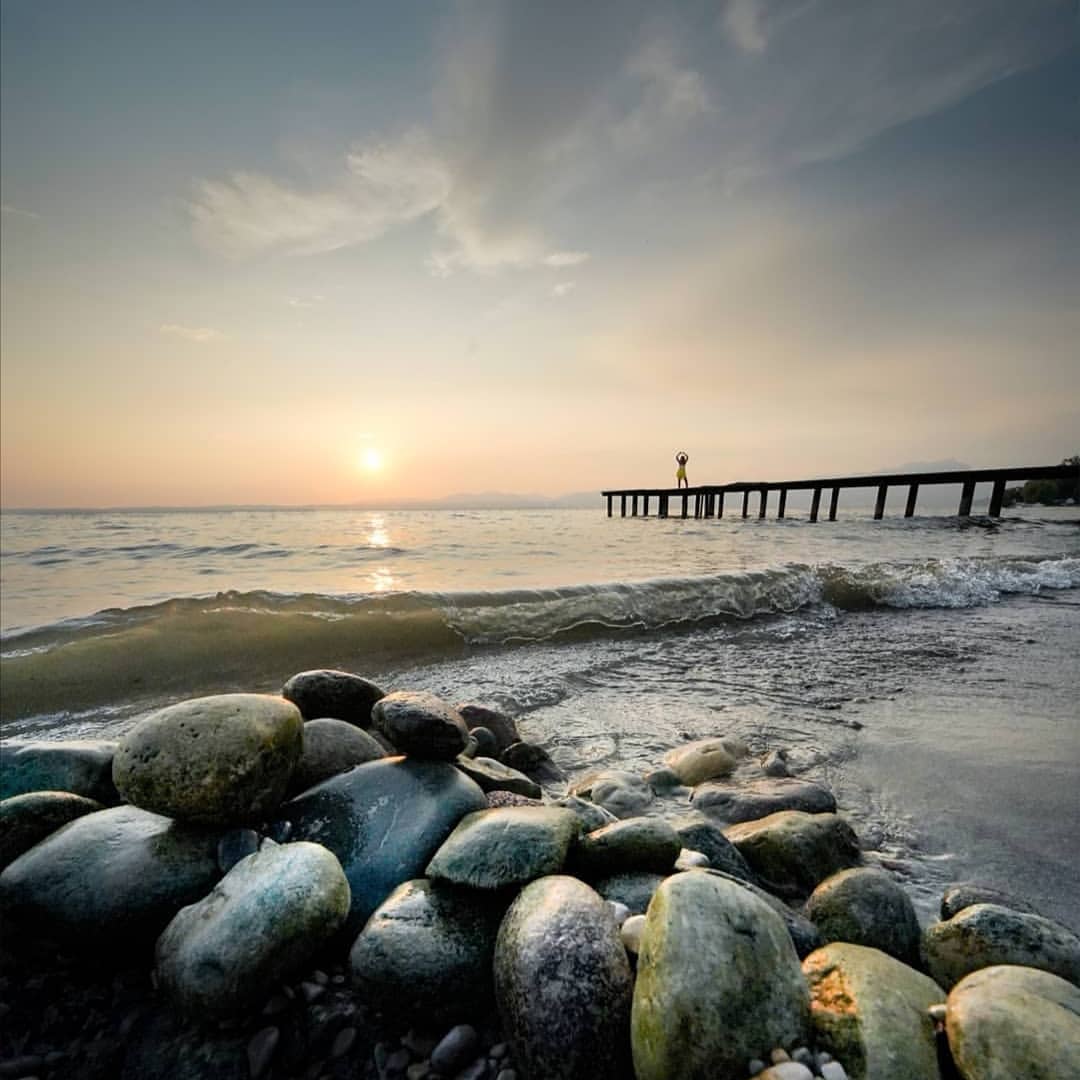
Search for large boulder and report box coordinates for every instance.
[632,870,810,1079]
[724,811,861,900]
[802,943,945,1080]
[924,902,1080,990]
[0,739,119,803]
[427,806,579,890]
[940,881,1040,921]
[571,817,680,878]
[113,694,303,824]
[0,791,103,870]
[156,841,350,1016]
[276,756,486,934]
[495,875,633,1080]
[662,736,748,786]
[570,770,653,818]
[281,669,385,725]
[287,718,385,795]
[669,813,758,882]
[805,868,922,965]
[350,878,506,1023]
[454,756,542,799]
[0,806,221,946]
[592,872,668,916]
[371,691,469,760]
[945,965,1080,1080]
[692,777,837,823]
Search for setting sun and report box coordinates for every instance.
[361,448,384,472]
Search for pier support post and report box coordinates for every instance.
[643,495,649,517]
[681,494,688,518]
[778,489,787,518]
[958,480,976,517]
[905,483,919,518]
[607,495,612,517]
[759,488,768,518]
[829,486,839,521]
[659,495,668,518]
[620,495,626,518]
[809,487,822,522]
[632,495,639,517]
[874,484,888,520]
[742,491,750,518]
[717,491,725,519]
[988,478,1006,518]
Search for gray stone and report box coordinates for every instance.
[454,756,542,799]
[924,902,1080,990]
[501,741,564,784]
[119,1009,249,1080]
[802,942,945,1080]
[0,791,103,870]
[553,795,618,833]
[350,878,505,1023]
[288,719,385,795]
[486,790,542,809]
[215,828,259,874]
[0,739,119,803]
[621,914,646,954]
[495,875,632,1080]
[669,813,758,883]
[662,736,749,786]
[113,694,303,824]
[761,749,790,777]
[277,756,486,934]
[945,964,1080,1080]
[281,669,385,725]
[456,704,521,755]
[430,1025,479,1076]
[247,1027,279,1078]
[0,805,221,945]
[592,872,667,916]
[156,841,349,1016]
[819,1063,847,1080]
[372,691,470,760]
[468,726,499,758]
[426,806,579,889]
[940,880,1040,921]
[693,777,837,823]
[642,767,684,794]
[673,849,709,870]
[569,770,653,819]
[571,817,680,878]
[759,1065,813,1080]
[631,871,810,1080]
[725,812,861,900]
[805,868,921,965]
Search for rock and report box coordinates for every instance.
[669,813,758,882]
[486,790,543,809]
[456,704,521,755]
[372,691,470,760]
[246,1027,279,1079]
[642,767,685,794]
[592,872,667,916]
[277,756,486,934]
[818,1064,848,1080]
[281,669,385,725]
[0,805,221,946]
[553,795,618,833]
[945,964,1080,1080]
[724,811,861,900]
[571,817,680,878]
[288,719,385,794]
[495,875,632,1080]
[0,791,104,870]
[607,900,631,925]
[468,726,499,758]
[759,1065,813,1080]
[501,741,565,784]
[215,828,259,874]
[924,902,1080,990]
[661,736,749,786]
[430,1024,480,1076]
[761,749,790,777]
[621,914,646,954]
[940,880,1041,921]
[350,878,505,1023]
[0,739,119,803]
[120,1009,249,1080]
[805,868,921,965]
[426,806,579,889]
[455,756,542,799]
[156,841,349,1016]
[631,870,810,1080]
[673,849,709,870]
[802,943,945,1080]
[569,770,653,818]
[113,694,303,824]
[692,777,837,823]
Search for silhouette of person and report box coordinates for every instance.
[675,451,689,489]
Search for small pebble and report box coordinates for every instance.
[431,1025,479,1076]
[300,980,325,1003]
[815,1052,833,1066]
[406,1064,430,1080]
[606,900,631,926]
[674,848,710,870]
[489,1043,508,1060]
[454,1058,488,1080]
[928,1003,947,1023]
[747,1061,766,1077]
[495,1071,516,1080]
[262,992,291,1016]
[247,1027,280,1079]
[819,1063,848,1080]
[402,1030,438,1058]
[330,1027,357,1059]
[791,1047,814,1067]
[332,973,347,985]
[374,1042,391,1071]
[385,1047,411,1074]
[311,969,329,985]
[620,914,647,954]
[770,1048,791,1064]
[759,1064,813,1080]
[0,1057,44,1078]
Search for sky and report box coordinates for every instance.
[1,1,1078,507]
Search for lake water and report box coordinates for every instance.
[2,504,1078,925]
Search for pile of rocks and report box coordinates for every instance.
[1,668,1078,1080]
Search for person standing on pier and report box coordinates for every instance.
[675,451,689,488]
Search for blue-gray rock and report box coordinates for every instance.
[430,1024,480,1076]
[0,805,221,945]
[216,828,259,874]
[692,777,837,823]
[554,795,619,833]
[571,817,681,878]
[501,741,565,783]
[669,813,758,883]
[0,791,104,870]
[761,749,791,777]
[469,726,499,758]
[570,770,653,818]
[277,756,486,933]
[372,691,469,760]
[0,739,119,803]
[455,756,542,799]
[281,669,385,725]
[113,694,303,824]
[155,841,350,1016]
[456,704,521,755]
[940,881,1041,921]
[495,875,633,1080]
[643,767,685,795]
[592,872,668,916]
[288,718,385,795]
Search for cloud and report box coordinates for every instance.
[1,203,40,220]
[543,251,591,268]
[551,281,577,298]
[286,295,325,309]
[721,0,768,53]
[159,324,224,343]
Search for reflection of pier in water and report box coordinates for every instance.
[602,464,1078,522]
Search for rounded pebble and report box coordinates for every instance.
[748,1061,766,1077]
[431,1024,480,1076]
[770,1047,791,1063]
[760,1064,813,1080]
[820,1063,848,1080]
[928,1002,947,1023]
[620,913,646,954]
[331,1027,357,1059]
[247,1026,280,1079]
[606,900,631,926]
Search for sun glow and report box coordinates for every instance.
[360,448,384,472]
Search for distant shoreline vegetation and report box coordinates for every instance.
[1003,455,1080,507]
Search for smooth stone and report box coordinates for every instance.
[486,790,543,809]
[631,871,810,1080]
[759,1065,813,1080]
[643,766,684,794]
[621,914,646,954]
[802,942,945,1080]
[288,719,385,795]
[569,770,653,819]
[661,736,749,786]
[350,878,505,1022]
[456,704,522,755]
[0,805,221,945]
[430,1024,479,1076]
[281,669,385,725]
[0,791,103,870]
[945,965,1080,1080]
[724,811,861,900]
[553,795,619,833]
[277,756,487,933]
[156,841,349,1016]
[818,1063,848,1080]
[572,817,681,878]
[592,872,667,916]
[119,1010,248,1080]
[501,741,565,783]
[495,875,633,1080]
[669,813,758,882]
[468,726,499,758]
[0,739,119,803]
[372,691,470,760]
[924,902,1080,990]
[113,694,303,824]
[607,900,631,926]
[805,867,922,965]
[215,828,259,874]
[426,806,579,889]
[761,749,790,777]
[940,880,1040,921]
[673,849,709,870]
[692,777,837,823]
[247,1027,279,1079]
[455,756,542,799]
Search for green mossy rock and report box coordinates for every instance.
[0,791,104,870]
[0,739,119,803]
[571,817,681,878]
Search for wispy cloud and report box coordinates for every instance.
[721,0,768,53]
[1,203,40,221]
[159,323,224,343]
[543,251,590,268]
[286,294,325,309]
[551,280,577,298]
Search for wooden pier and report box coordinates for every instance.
[602,464,1078,521]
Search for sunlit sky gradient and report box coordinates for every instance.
[2,2,1077,507]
